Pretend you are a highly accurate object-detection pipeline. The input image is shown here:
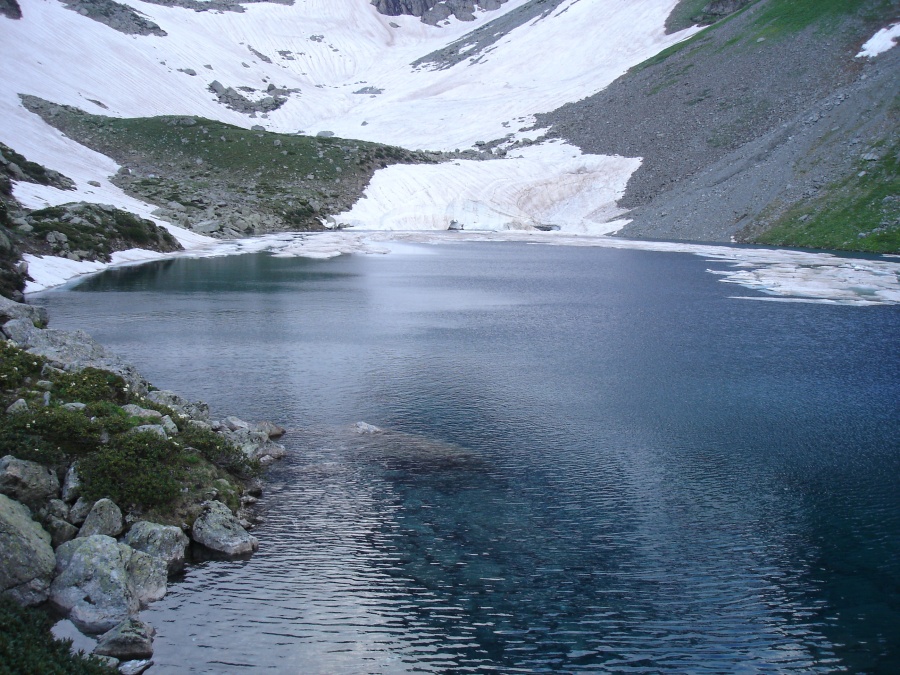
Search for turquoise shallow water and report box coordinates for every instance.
[34,242,900,673]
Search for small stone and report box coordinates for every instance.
[5,398,27,414]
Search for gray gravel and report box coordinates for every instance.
[536,0,900,242]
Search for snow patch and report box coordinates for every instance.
[337,143,639,233]
[857,22,900,58]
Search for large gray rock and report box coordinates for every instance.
[0,493,56,606]
[0,455,60,510]
[192,500,258,556]
[77,498,123,538]
[124,521,189,575]
[94,618,155,660]
[0,295,48,327]
[50,535,167,634]
[1,323,148,395]
[144,390,210,421]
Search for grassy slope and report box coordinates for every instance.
[22,96,441,234]
[632,0,900,252]
[754,138,900,252]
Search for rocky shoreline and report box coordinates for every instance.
[0,293,287,673]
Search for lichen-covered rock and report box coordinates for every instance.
[0,454,60,510]
[191,500,258,556]
[50,535,167,634]
[68,495,94,526]
[125,546,167,606]
[124,521,189,575]
[0,493,55,606]
[77,497,123,538]
[94,617,155,660]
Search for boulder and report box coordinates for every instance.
[256,420,286,439]
[0,493,56,606]
[68,496,94,525]
[61,462,82,503]
[50,535,167,634]
[119,660,154,675]
[2,324,148,395]
[144,390,209,421]
[191,500,258,556]
[121,404,162,420]
[124,521,190,574]
[0,455,60,510]
[94,618,155,660]
[0,295,48,327]
[5,398,27,413]
[77,498,124,538]
[129,424,167,439]
[159,415,178,435]
[44,515,79,548]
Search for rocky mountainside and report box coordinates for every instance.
[538,0,899,249]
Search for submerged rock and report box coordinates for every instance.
[191,500,258,556]
[0,493,56,606]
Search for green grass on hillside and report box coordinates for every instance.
[751,0,894,36]
[752,140,900,253]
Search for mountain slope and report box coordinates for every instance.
[538,0,900,249]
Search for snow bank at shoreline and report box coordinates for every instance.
[26,231,900,307]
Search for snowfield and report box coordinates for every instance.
[3,0,900,303]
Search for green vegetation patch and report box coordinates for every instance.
[80,430,185,509]
[751,0,890,37]
[750,141,900,253]
[21,203,182,263]
[19,96,441,235]
[0,595,116,675]
[0,341,257,514]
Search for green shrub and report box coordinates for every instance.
[2,407,102,458]
[80,430,185,509]
[0,342,45,389]
[84,400,139,435]
[0,426,64,465]
[0,595,116,675]
[178,425,259,477]
[52,368,130,404]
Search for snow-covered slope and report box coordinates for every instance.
[1,0,695,240]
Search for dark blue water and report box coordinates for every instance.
[34,243,900,673]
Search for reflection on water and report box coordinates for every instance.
[34,243,900,673]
